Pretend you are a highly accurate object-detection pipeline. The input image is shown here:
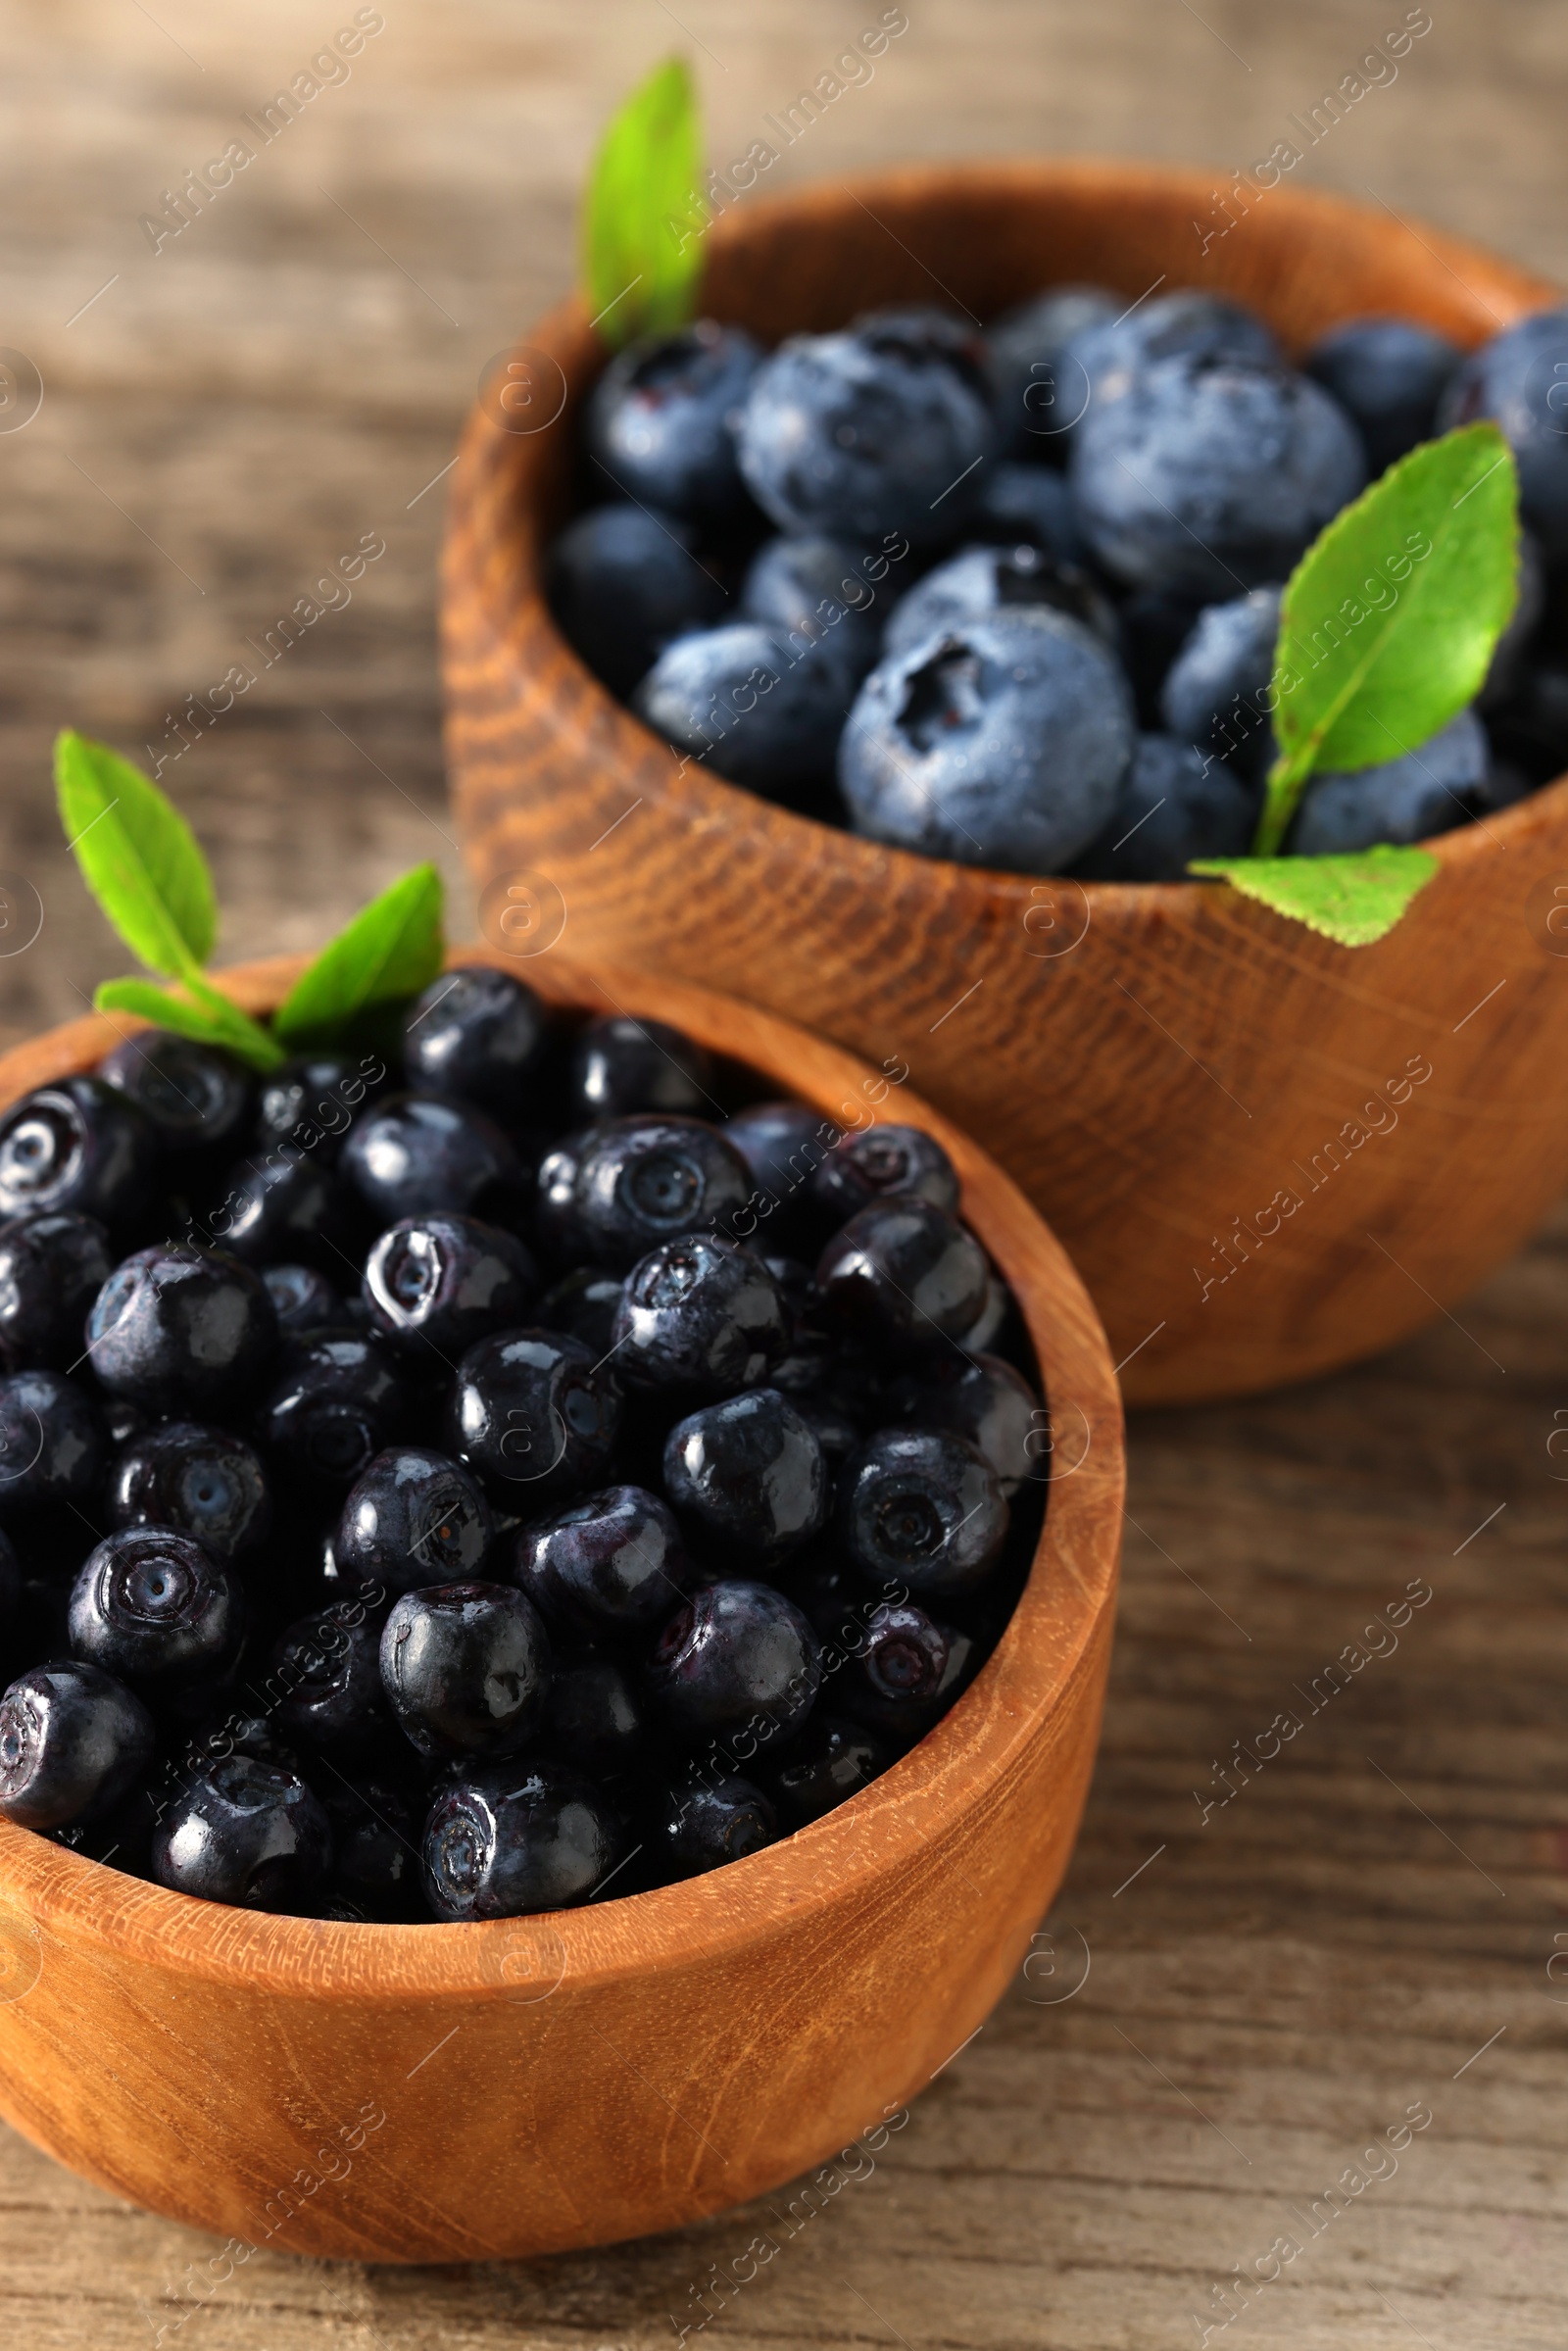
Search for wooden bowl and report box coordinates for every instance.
[0,948,1122,2263]
[442,158,1568,1406]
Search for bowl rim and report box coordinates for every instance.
[0,946,1124,2000]
[446,153,1568,920]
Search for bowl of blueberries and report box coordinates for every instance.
[445,157,1568,1406]
[0,944,1121,2260]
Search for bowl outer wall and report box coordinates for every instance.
[442,157,1568,1406]
[0,949,1123,2264]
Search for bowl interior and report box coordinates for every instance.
[0,948,1124,1996]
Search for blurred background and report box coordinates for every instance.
[3,0,1566,1046]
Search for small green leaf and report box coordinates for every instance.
[1254,424,1520,853]
[1191,846,1440,947]
[94,977,285,1072]
[581,58,705,349]
[272,864,444,1048]
[56,731,218,978]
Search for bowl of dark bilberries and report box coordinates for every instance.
[0,735,1121,2260]
[445,143,1568,1405]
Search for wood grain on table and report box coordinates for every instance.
[1,1,1566,2342]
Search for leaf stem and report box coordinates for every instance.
[1252,744,1315,856]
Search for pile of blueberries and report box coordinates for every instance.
[0,966,1044,1921]
[548,287,1568,877]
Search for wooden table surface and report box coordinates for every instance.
[3,1,1568,2342]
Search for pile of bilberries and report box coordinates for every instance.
[0,967,1044,1920]
[549,292,1568,875]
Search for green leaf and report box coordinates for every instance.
[1190,845,1441,947]
[94,977,285,1072]
[1253,424,1520,853]
[581,57,705,349]
[56,730,218,978]
[272,864,444,1048]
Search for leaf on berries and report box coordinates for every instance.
[581,57,705,348]
[272,863,444,1048]
[1254,424,1520,852]
[94,978,285,1072]
[56,731,218,977]
[1190,845,1440,947]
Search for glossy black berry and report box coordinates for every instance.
[107,1421,271,1560]
[0,1658,155,1830]
[270,1604,386,1750]
[340,1094,528,1228]
[656,1773,776,1876]
[403,965,548,1115]
[262,1262,342,1334]
[811,1124,960,1220]
[446,1329,623,1507]
[321,1772,421,1919]
[515,1484,688,1638]
[816,1198,990,1350]
[98,1030,251,1155]
[86,1245,279,1416]
[150,1754,332,1912]
[257,1332,412,1495]
[662,1389,828,1561]
[564,1116,754,1273]
[837,1428,1007,1595]
[722,1102,841,1236]
[888,1352,1040,1494]
[570,1015,712,1120]
[69,1526,246,1697]
[0,1211,113,1371]
[537,1267,625,1356]
[648,1579,821,1739]
[379,1580,551,1759]
[362,1212,537,1359]
[0,1077,157,1228]
[612,1235,790,1396]
[542,1655,646,1778]
[335,1445,494,1596]
[0,1369,107,1516]
[423,1760,620,1919]
[204,1149,355,1275]
[255,1053,391,1162]
[762,1714,887,1824]
[849,1613,975,1744]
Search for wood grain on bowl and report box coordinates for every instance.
[442,159,1568,1405]
[0,948,1123,2263]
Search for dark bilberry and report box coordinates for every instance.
[255,1053,390,1163]
[257,1332,412,1495]
[887,1352,1041,1495]
[1074,735,1257,881]
[362,1212,537,1359]
[970,464,1086,562]
[1304,316,1461,473]
[0,1077,157,1228]
[85,1244,278,1416]
[423,1760,620,1919]
[810,1124,959,1220]
[547,504,725,699]
[0,1211,113,1370]
[380,1580,552,1759]
[542,1655,646,1779]
[150,1753,332,1911]
[838,1427,1007,1595]
[722,1102,842,1233]
[845,1598,958,1740]
[514,1483,689,1638]
[1158,587,1283,781]
[663,1389,828,1561]
[69,1526,246,1696]
[985,283,1117,453]
[340,1094,528,1228]
[883,542,1119,662]
[740,533,887,677]
[270,1604,386,1750]
[761,1713,888,1824]
[0,1658,155,1830]
[1289,709,1494,854]
[816,1197,991,1350]
[571,1015,713,1121]
[262,1262,342,1334]
[1064,289,1280,403]
[99,1030,251,1156]
[335,1445,494,1595]
[107,1421,271,1560]
[563,1116,754,1273]
[447,1329,623,1506]
[634,622,857,800]
[656,1774,776,1876]
[586,319,762,520]
[537,1267,625,1356]
[1437,307,1568,556]
[202,1148,355,1276]
[403,964,548,1116]
[0,1369,107,1516]
[648,1579,821,1739]
[612,1234,790,1395]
